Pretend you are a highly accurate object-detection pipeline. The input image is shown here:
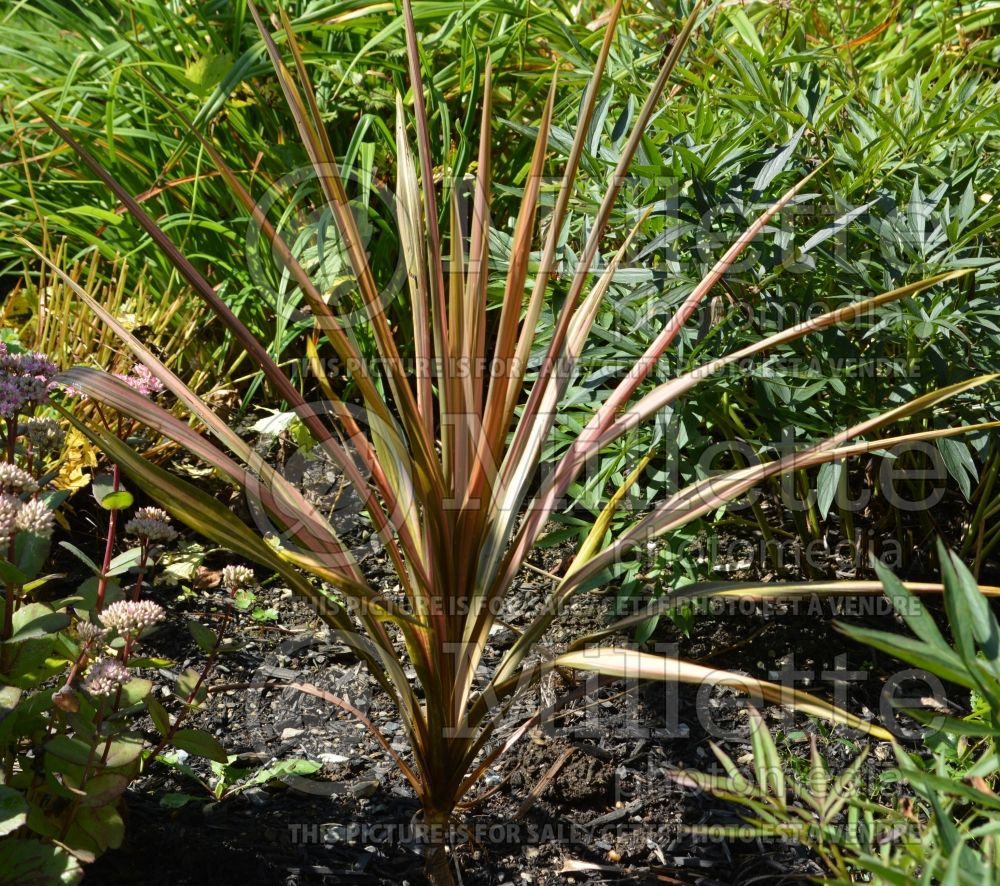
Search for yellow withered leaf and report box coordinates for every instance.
[52,427,97,495]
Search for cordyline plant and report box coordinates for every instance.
[28,1,999,881]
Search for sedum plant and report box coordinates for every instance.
[30,1,999,881]
[0,348,148,881]
[0,344,255,881]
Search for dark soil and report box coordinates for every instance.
[76,448,998,886]
[80,564,984,885]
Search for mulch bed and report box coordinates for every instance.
[75,444,997,885]
[83,544,975,885]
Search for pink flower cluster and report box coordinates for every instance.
[0,493,54,545]
[0,344,57,418]
[115,364,164,397]
[125,506,177,543]
[100,599,166,636]
[84,658,130,697]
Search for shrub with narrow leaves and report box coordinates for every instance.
[36,2,999,883]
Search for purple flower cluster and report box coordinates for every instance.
[0,344,57,418]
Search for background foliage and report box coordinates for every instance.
[2,2,1000,880]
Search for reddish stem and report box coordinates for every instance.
[144,600,234,769]
[94,463,121,614]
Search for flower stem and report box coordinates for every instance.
[94,464,121,614]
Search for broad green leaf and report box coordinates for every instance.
[14,533,50,582]
[107,547,142,577]
[10,603,68,642]
[0,785,29,836]
[0,558,27,586]
[752,125,804,193]
[92,474,130,510]
[937,437,977,500]
[241,758,322,789]
[79,773,130,807]
[45,735,93,766]
[0,839,83,885]
[99,491,134,511]
[102,734,145,769]
[118,678,153,707]
[175,668,205,705]
[727,7,764,53]
[146,696,172,737]
[816,461,842,520]
[63,803,124,854]
[185,52,233,96]
[187,619,218,655]
[171,728,228,764]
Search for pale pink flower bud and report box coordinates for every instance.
[124,507,177,543]
[221,564,256,592]
[0,463,39,495]
[100,599,166,636]
[16,499,54,537]
[83,658,130,697]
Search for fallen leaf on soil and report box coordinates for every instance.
[558,859,621,873]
